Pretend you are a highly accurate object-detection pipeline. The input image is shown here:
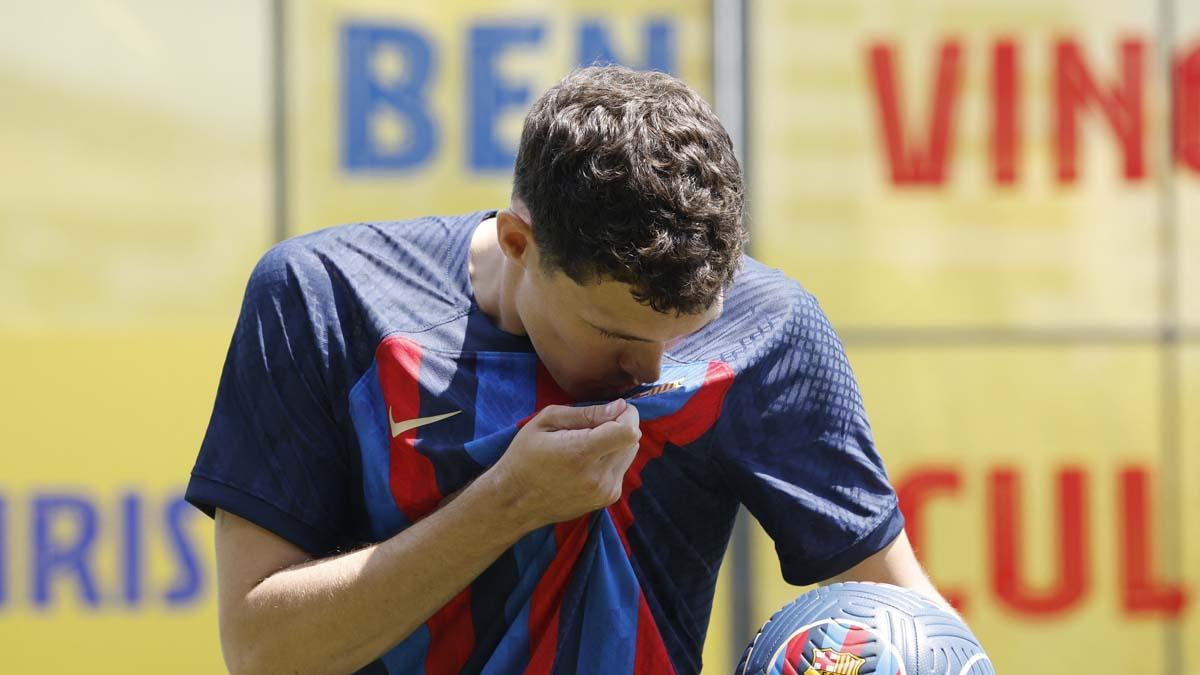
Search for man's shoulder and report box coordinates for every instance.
[281,211,483,266]
[728,255,816,315]
[671,256,827,366]
[246,210,490,337]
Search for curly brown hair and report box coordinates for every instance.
[512,65,746,315]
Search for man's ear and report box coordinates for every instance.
[496,206,535,269]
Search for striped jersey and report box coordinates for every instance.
[186,210,903,674]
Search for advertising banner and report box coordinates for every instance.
[747,1,1196,673]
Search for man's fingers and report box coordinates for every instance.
[608,435,641,474]
[613,401,640,429]
[591,408,642,460]
[536,399,627,431]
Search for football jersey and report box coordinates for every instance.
[185,210,903,675]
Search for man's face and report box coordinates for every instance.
[514,261,721,402]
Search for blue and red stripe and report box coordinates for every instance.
[376,336,444,522]
[358,343,735,674]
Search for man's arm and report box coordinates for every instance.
[216,475,526,675]
[216,400,641,675]
[821,528,956,615]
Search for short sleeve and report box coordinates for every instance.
[186,240,351,557]
[714,293,904,586]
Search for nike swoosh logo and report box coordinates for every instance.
[388,408,462,438]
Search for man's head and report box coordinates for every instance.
[497,65,746,401]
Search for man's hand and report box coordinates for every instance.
[490,398,642,529]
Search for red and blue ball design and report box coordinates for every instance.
[737,582,992,675]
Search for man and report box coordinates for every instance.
[187,66,944,675]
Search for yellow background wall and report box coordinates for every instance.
[1,1,1194,673]
[748,2,1196,673]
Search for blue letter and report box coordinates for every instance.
[163,496,203,606]
[341,23,437,170]
[577,19,675,73]
[32,494,100,608]
[468,22,545,171]
[121,492,142,606]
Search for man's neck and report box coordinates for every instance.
[469,215,526,336]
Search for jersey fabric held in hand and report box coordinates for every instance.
[185,210,904,675]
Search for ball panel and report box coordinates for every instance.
[739,583,992,675]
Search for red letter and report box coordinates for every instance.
[1119,467,1188,616]
[1174,44,1200,173]
[895,467,966,611]
[992,39,1019,184]
[990,467,1089,615]
[867,40,963,185]
[1054,39,1146,183]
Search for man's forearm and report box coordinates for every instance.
[222,471,534,675]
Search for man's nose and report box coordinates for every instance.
[620,344,664,385]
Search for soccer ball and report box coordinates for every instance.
[737,582,993,675]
